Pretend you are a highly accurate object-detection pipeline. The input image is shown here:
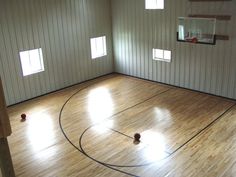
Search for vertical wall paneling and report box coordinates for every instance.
[0,0,113,105]
[112,0,236,100]
[1,0,236,104]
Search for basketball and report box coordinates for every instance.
[21,113,26,120]
[134,133,141,141]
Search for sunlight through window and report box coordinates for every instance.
[141,130,167,162]
[27,113,56,156]
[88,87,114,124]
[145,0,164,9]
[153,48,171,62]
[90,36,107,59]
[19,48,45,76]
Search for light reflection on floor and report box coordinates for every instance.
[88,87,114,124]
[154,107,172,121]
[92,120,114,134]
[86,88,170,162]
[27,112,57,160]
[141,130,168,162]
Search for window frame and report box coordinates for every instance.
[90,36,107,59]
[153,48,171,62]
[19,48,45,76]
[145,0,164,10]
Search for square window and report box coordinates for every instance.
[19,48,45,76]
[153,48,171,62]
[90,36,107,59]
[145,0,164,9]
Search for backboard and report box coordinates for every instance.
[177,17,216,45]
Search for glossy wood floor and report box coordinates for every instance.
[7,74,236,177]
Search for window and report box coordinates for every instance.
[90,36,107,59]
[145,0,164,9]
[19,48,45,76]
[153,49,171,62]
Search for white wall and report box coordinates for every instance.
[112,0,236,99]
[0,0,113,105]
[1,0,236,105]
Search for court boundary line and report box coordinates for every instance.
[8,71,236,108]
[114,72,236,103]
[59,77,172,177]
[78,103,236,168]
[59,75,236,176]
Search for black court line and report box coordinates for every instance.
[115,72,236,103]
[108,127,171,155]
[169,103,236,155]
[59,92,138,176]
[78,102,236,168]
[59,77,236,176]
[59,79,172,177]
[78,125,170,168]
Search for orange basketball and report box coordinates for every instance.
[134,133,141,141]
[21,113,26,120]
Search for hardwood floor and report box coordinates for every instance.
[7,74,236,177]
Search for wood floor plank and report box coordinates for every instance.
[6,74,236,177]
[142,105,236,177]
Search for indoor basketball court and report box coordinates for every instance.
[0,0,236,177]
[4,74,235,177]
